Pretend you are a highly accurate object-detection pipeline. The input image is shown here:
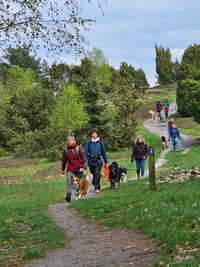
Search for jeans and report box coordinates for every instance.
[171,137,178,150]
[89,164,102,190]
[135,159,146,177]
[66,171,83,196]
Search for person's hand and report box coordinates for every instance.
[79,168,84,172]
[105,163,109,167]
[143,156,146,159]
[60,171,65,176]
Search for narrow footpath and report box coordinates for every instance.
[23,104,198,267]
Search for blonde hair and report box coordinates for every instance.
[135,136,145,143]
[66,136,76,144]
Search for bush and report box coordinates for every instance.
[0,147,12,158]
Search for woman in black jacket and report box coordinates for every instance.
[131,136,148,179]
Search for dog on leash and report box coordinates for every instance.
[118,166,127,183]
[161,136,167,152]
[149,110,157,121]
[71,176,89,200]
[109,162,121,189]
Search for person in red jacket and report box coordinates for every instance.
[61,136,85,202]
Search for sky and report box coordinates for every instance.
[45,0,200,87]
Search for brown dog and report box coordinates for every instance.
[71,176,89,200]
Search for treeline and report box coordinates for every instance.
[0,46,149,159]
[155,44,200,124]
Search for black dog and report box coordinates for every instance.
[161,136,167,152]
[118,166,127,183]
[109,162,120,189]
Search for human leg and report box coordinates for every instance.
[135,160,141,179]
[66,171,74,202]
[140,159,146,177]
[90,165,102,190]
[171,138,178,150]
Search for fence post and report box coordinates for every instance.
[148,146,157,191]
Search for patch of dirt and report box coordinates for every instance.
[0,157,39,168]
[24,199,161,267]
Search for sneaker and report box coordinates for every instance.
[95,189,100,194]
[65,196,71,202]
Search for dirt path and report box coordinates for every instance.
[23,104,199,267]
[24,200,161,267]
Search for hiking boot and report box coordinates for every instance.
[65,195,71,202]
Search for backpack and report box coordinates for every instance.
[65,146,81,161]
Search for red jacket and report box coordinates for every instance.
[61,146,85,173]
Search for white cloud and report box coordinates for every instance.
[168,30,200,37]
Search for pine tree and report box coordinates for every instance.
[176,44,200,123]
[155,44,173,85]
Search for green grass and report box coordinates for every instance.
[1,84,200,266]
[0,158,68,266]
[70,143,200,266]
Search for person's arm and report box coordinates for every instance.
[101,140,108,164]
[131,146,135,162]
[177,129,181,139]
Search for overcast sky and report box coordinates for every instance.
[45,0,200,87]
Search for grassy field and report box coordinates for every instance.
[1,84,200,266]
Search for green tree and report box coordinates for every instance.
[0,66,55,149]
[50,84,88,133]
[133,68,149,88]
[106,62,145,149]
[49,63,71,95]
[0,0,106,56]
[176,44,200,123]
[155,44,173,85]
[4,45,41,72]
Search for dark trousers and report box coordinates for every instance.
[89,164,102,190]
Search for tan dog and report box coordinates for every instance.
[149,110,157,121]
[71,176,89,200]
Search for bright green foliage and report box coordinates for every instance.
[176,44,200,123]
[50,84,88,133]
[0,66,55,150]
[155,44,174,85]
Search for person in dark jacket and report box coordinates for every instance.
[131,136,148,179]
[61,136,85,202]
[84,128,108,193]
[156,100,163,121]
[169,124,181,151]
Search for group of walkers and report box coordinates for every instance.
[156,99,170,121]
[155,99,181,151]
[61,101,182,202]
[61,128,150,202]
